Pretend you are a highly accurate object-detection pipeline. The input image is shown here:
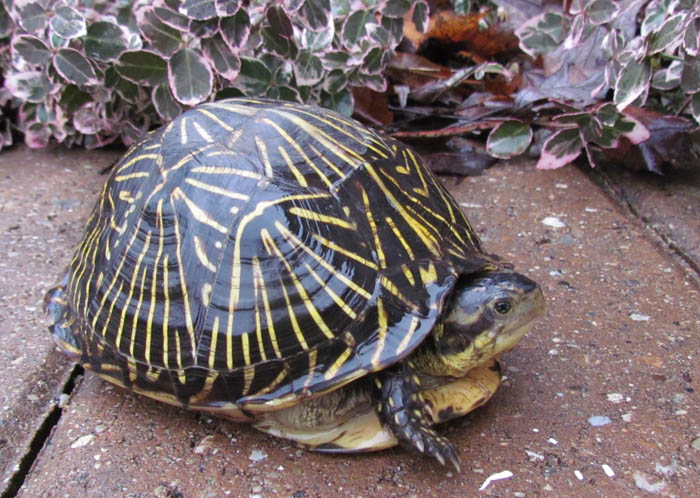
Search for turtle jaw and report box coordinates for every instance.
[492,283,544,358]
[415,271,544,378]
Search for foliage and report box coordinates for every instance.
[486,0,700,168]
[0,0,427,149]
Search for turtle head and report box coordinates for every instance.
[427,271,544,377]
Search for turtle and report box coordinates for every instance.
[46,98,544,470]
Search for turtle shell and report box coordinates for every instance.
[48,98,495,417]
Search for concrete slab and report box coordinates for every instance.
[3,149,699,496]
[590,164,700,277]
[0,146,121,494]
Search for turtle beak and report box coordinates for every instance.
[494,280,544,356]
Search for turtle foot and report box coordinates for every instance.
[374,369,462,471]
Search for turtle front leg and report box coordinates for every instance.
[373,364,461,471]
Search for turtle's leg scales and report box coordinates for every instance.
[373,366,461,472]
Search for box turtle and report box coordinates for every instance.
[46,98,544,470]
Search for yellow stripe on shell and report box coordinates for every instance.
[261,228,327,344]
[311,233,378,270]
[287,207,355,230]
[273,222,372,301]
[255,136,274,178]
[193,235,217,272]
[208,315,220,370]
[324,347,353,381]
[145,198,164,366]
[184,178,250,200]
[385,216,414,259]
[253,256,280,358]
[191,165,262,180]
[162,254,170,370]
[262,117,333,189]
[371,298,389,367]
[277,144,308,187]
[172,187,228,234]
[196,108,235,132]
[360,187,385,268]
[396,316,421,356]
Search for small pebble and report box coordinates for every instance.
[633,471,665,493]
[541,216,566,228]
[548,438,558,445]
[602,464,615,477]
[622,413,633,422]
[525,449,544,461]
[607,393,624,403]
[71,434,94,449]
[588,415,611,427]
[692,437,700,450]
[574,470,584,481]
[249,449,268,462]
[630,313,650,321]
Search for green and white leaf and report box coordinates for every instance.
[486,121,533,159]
[12,35,52,65]
[614,59,651,110]
[85,22,130,62]
[116,50,168,86]
[168,48,214,105]
[49,6,87,40]
[53,49,98,86]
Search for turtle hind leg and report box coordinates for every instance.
[252,385,398,452]
[373,365,461,471]
[44,276,82,360]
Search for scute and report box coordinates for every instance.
[55,98,495,410]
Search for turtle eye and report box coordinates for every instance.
[494,299,513,315]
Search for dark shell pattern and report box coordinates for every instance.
[49,98,494,414]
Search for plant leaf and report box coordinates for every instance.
[60,85,92,113]
[536,128,583,169]
[412,1,429,33]
[587,0,619,25]
[0,1,11,38]
[649,13,684,54]
[215,0,239,17]
[85,22,130,62]
[53,49,98,86]
[12,35,52,65]
[681,56,700,93]
[299,0,330,31]
[294,50,324,86]
[342,10,370,46]
[179,0,217,20]
[116,50,168,86]
[235,57,272,95]
[614,60,651,111]
[17,3,50,34]
[220,10,250,49]
[382,0,411,18]
[691,92,700,124]
[153,6,190,31]
[153,83,182,120]
[201,34,241,80]
[168,48,213,105]
[5,71,51,103]
[321,89,353,116]
[49,6,87,40]
[136,7,182,56]
[486,121,533,158]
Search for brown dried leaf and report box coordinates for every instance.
[351,87,393,126]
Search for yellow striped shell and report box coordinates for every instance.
[46,98,496,418]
